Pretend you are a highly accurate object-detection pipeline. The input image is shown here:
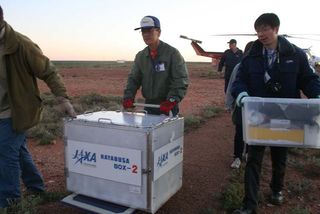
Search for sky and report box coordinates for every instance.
[1,0,320,62]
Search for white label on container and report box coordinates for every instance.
[153,137,183,181]
[67,140,142,186]
[270,119,290,130]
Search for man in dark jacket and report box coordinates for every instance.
[0,6,76,208]
[232,13,320,214]
[218,39,243,92]
[123,16,188,116]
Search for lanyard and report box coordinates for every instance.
[264,48,279,83]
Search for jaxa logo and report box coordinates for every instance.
[157,152,168,168]
[72,149,97,165]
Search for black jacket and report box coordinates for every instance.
[232,36,320,99]
[218,48,243,79]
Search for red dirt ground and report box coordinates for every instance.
[29,63,320,214]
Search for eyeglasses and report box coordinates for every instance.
[256,26,273,34]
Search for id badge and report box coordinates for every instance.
[155,62,165,72]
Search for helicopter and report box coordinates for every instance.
[180,35,223,66]
[180,34,320,72]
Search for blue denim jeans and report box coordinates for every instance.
[20,141,45,193]
[0,118,44,207]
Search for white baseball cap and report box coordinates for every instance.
[134,16,160,30]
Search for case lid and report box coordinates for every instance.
[74,111,172,128]
[243,97,320,122]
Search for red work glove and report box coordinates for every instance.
[122,98,134,109]
[160,99,177,115]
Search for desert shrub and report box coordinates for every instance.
[183,105,222,132]
[200,207,217,214]
[288,157,305,172]
[28,93,222,143]
[201,106,222,119]
[27,93,122,144]
[287,178,314,196]
[53,61,133,69]
[73,93,121,112]
[229,168,245,183]
[38,191,69,204]
[32,126,56,146]
[314,150,320,158]
[289,207,310,214]
[195,63,221,79]
[221,181,244,211]
[5,195,41,214]
[287,149,320,179]
[0,191,70,214]
[288,148,305,157]
[72,93,122,115]
[199,71,215,78]
[289,155,320,178]
[27,93,62,145]
[219,167,246,211]
[184,115,202,132]
[302,157,320,178]
[306,156,320,166]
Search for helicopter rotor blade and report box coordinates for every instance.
[282,34,320,41]
[180,35,202,44]
[283,34,320,36]
[211,33,320,41]
[210,34,256,36]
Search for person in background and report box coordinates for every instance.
[231,13,320,214]
[123,16,188,116]
[218,39,243,93]
[0,5,76,208]
[225,41,254,169]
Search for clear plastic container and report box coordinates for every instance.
[242,97,320,148]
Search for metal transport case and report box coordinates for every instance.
[242,97,320,148]
[63,111,184,213]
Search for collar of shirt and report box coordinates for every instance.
[150,48,157,59]
[264,47,277,68]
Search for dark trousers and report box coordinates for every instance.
[232,107,245,159]
[243,145,288,211]
[234,122,244,159]
[224,77,230,93]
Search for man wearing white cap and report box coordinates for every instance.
[123,16,189,116]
